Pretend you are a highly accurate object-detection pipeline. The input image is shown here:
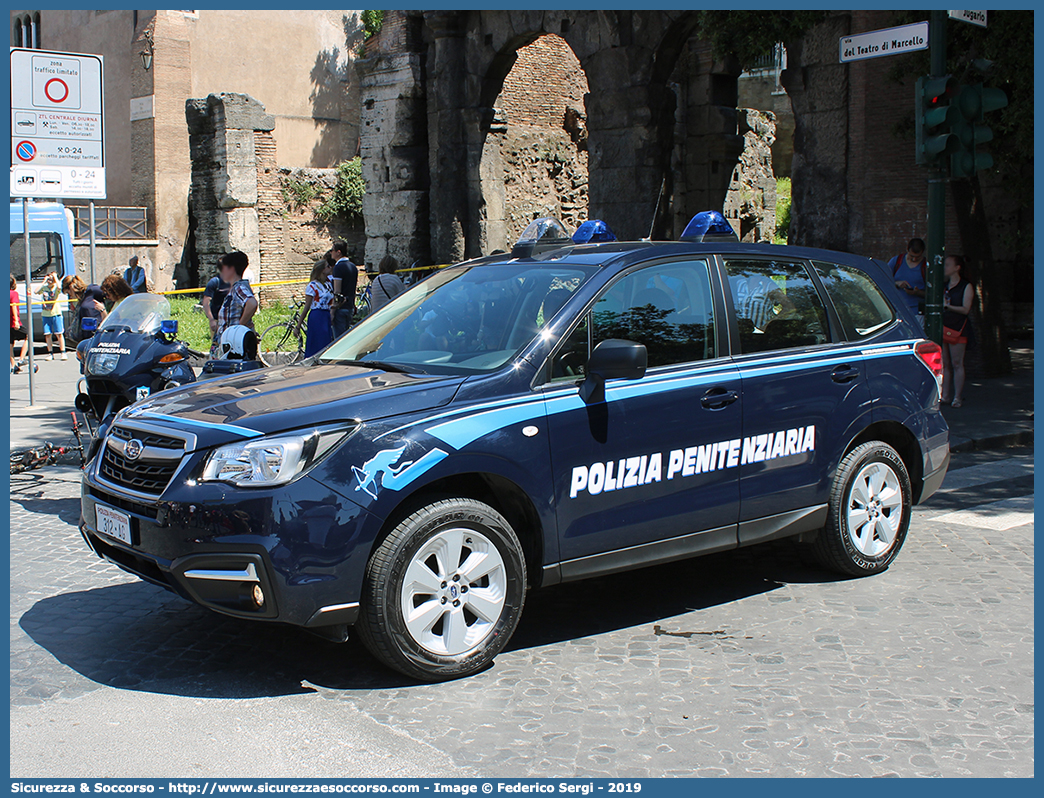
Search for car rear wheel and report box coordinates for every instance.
[813,441,911,576]
[357,497,527,681]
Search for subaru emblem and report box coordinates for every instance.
[124,439,144,461]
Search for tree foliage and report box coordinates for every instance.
[361,10,383,41]
[693,10,828,68]
[886,10,1033,213]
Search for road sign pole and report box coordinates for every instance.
[924,9,947,345]
[22,198,36,404]
[89,200,97,285]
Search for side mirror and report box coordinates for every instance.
[81,317,98,336]
[579,338,647,403]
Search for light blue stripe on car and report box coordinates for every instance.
[426,402,546,449]
[139,413,264,439]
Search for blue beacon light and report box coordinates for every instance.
[680,210,739,242]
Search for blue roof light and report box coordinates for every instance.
[680,210,739,243]
[512,217,573,257]
[572,219,617,244]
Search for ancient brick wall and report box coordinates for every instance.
[496,34,589,241]
[254,162,365,304]
[497,35,587,127]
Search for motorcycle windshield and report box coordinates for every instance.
[98,294,172,335]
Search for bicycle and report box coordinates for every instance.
[10,412,87,474]
[257,294,306,367]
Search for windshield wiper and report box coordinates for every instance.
[332,359,418,374]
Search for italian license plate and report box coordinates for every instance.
[96,504,132,545]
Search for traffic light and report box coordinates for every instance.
[915,75,958,166]
[950,82,1008,178]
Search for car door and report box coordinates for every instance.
[540,257,743,577]
[721,257,873,545]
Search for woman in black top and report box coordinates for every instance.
[941,254,974,408]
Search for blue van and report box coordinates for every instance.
[79,217,949,680]
[9,200,75,334]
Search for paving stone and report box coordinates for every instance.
[9,456,1035,777]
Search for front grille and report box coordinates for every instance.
[89,486,160,520]
[110,425,184,450]
[100,447,180,494]
[90,533,173,591]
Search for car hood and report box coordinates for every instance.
[117,362,464,449]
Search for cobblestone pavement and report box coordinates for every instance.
[9,448,1033,778]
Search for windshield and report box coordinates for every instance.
[320,262,597,374]
[99,293,172,334]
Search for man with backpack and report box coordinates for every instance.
[887,238,927,324]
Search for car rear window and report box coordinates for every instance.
[812,260,896,339]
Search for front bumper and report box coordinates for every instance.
[80,464,373,628]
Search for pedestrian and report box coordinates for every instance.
[124,255,148,293]
[34,271,67,360]
[941,254,975,408]
[62,275,107,344]
[369,255,406,315]
[294,259,335,356]
[202,267,231,347]
[10,275,30,374]
[887,238,927,324]
[100,274,134,312]
[329,240,358,338]
[212,251,258,357]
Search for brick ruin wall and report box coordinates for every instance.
[496,35,590,240]
[254,140,364,305]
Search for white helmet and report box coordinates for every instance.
[219,325,257,360]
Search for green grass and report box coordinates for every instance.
[167,296,300,352]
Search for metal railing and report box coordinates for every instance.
[742,43,787,92]
[70,206,149,239]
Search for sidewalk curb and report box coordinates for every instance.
[950,430,1034,454]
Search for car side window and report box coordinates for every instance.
[724,259,830,354]
[549,259,716,379]
[811,260,896,339]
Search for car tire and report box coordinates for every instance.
[813,441,912,577]
[357,497,527,681]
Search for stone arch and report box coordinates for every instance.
[357,10,749,264]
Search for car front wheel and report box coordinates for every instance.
[813,441,912,576]
[357,497,527,681]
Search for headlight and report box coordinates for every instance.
[201,424,356,488]
[86,351,120,376]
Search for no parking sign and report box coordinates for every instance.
[10,47,105,198]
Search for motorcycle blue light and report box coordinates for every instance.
[81,317,98,333]
[161,319,178,335]
[680,210,739,242]
[572,220,617,244]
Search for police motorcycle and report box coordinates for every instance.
[75,293,198,423]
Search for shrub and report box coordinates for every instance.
[774,177,792,244]
[316,157,365,221]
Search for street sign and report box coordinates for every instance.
[9,47,106,199]
[948,10,987,27]
[840,21,929,63]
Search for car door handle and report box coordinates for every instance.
[701,387,739,410]
[831,365,860,384]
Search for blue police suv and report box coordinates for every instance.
[80,214,949,680]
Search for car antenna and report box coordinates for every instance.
[645,177,666,241]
